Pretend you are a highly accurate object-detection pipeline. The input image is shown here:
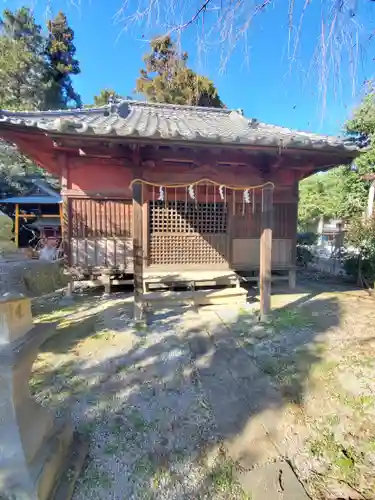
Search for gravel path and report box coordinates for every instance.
[32,295,251,500]
[31,284,375,500]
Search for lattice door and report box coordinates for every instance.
[149,200,229,266]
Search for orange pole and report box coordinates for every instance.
[59,204,63,232]
[14,204,19,248]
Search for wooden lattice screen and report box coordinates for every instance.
[68,198,133,270]
[70,199,132,238]
[149,200,229,266]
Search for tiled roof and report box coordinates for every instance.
[0,100,358,154]
[0,195,61,204]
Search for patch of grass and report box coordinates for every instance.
[208,455,252,498]
[326,414,340,426]
[127,409,154,433]
[342,394,375,415]
[82,464,112,489]
[209,458,236,492]
[258,356,284,376]
[29,374,47,394]
[266,308,313,332]
[136,489,155,500]
[115,363,129,374]
[309,342,328,356]
[365,437,375,453]
[151,468,172,488]
[309,429,339,458]
[309,430,360,482]
[35,306,79,323]
[104,442,119,455]
[30,360,77,396]
[65,375,88,394]
[133,455,156,478]
[40,316,97,353]
[356,355,375,369]
[309,359,338,383]
[79,420,97,438]
[91,328,116,341]
[55,360,76,378]
[171,448,186,463]
[110,417,124,436]
[135,321,147,331]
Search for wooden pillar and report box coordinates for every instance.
[133,182,144,320]
[259,186,273,320]
[101,271,111,297]
[288,269,296,289]
[367,180,375,218]
[59,153,73,299]
[59,153,69,265]
[59,202,63,232]
[289,182,298,290]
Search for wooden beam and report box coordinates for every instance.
[133,182,144,320]
[259,185,273,320]
[15,214,61,219]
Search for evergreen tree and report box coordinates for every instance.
[1,7,44,48]
[45,11,81,109]
[299,87,375,228]
[0,7,49,110]
[93,89,121,106]
[0,7,65,195]
[136,36,223,107]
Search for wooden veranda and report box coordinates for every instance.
[131,179,275,319]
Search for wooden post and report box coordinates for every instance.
[367,180,375,218]
[259,186,273,320]
[59,202,63,231]
[59,153,73,300]
[133,182,144,320]
[14,203,19,248]
[288,269,296,289]
[289,182,298,290]
[59,154,69,265]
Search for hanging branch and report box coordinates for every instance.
[168,0,213,34]
[115,0,367,115]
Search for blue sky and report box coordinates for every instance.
[4,0,375,135]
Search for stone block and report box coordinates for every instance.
[0,296,87,500]
[0,296,33,344]
[236,460,310,500]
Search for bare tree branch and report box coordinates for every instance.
[37,0,374,113]
[168,0,214,34]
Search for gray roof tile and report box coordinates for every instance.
[0,100,358,154]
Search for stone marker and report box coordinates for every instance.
[236,460,310,500]
[0,295,87,500]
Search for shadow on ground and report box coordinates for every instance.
[30,285,344,499]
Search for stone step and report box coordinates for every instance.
[144,269,238,282]
[142,287,247,307]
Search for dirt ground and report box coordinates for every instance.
[30,281,375,500]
